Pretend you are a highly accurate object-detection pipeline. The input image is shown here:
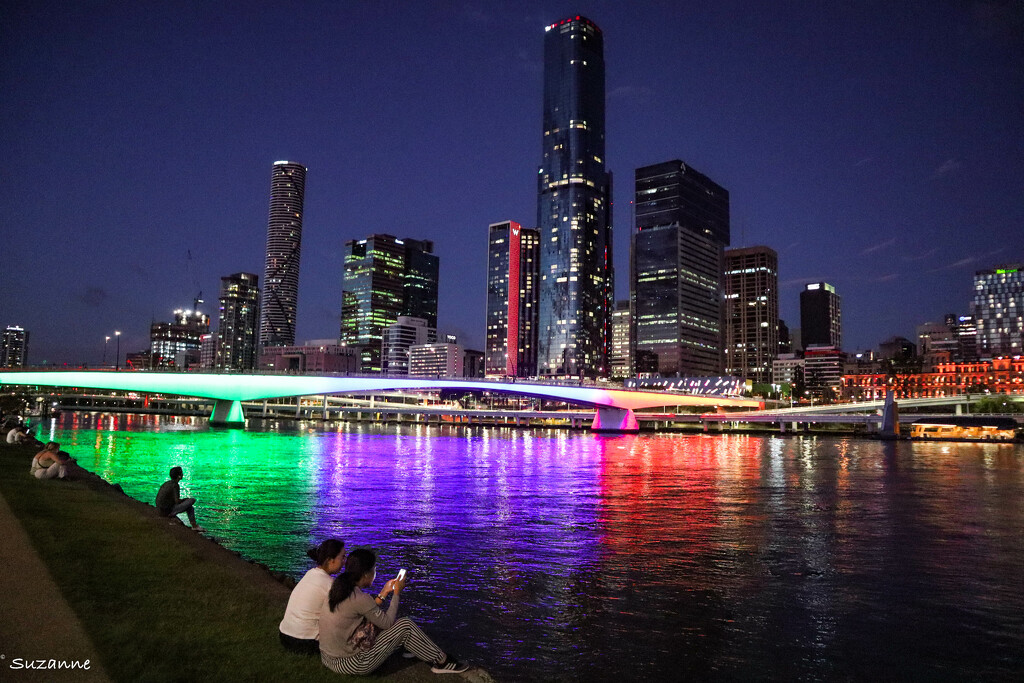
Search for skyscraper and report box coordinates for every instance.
[800,282,842,349]
[217,272,260,371]
[972,264,1023,358]
[339,235,439,373]
[485,220,540,377]
[724,246,778,383]
[259,161,306,350]
[536,15,613,378]
[1,326,29,367]
[632,160,730,376]
[610,299,631,378]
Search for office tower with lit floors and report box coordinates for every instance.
[632,160,730,376]
[259,161,306,350]
[339,235,439,373]
[1,326,29,367]
[485,221,540,377]
[217,272,260,370]
[724,246,778,383]
[972,264,1023,359]
[536,15,613,378]
[800,282,842,348]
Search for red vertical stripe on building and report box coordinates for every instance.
[507,222,522,377]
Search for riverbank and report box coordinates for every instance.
[0,443,492,682]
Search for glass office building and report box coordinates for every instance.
[800,282,842,349]
[217,272,260,371]
[724,246,779,383]
[536,15,613,378]
[973,264,1023,358]
[632,160,730,377]
[339,235,438,373]
[485,221,540,377]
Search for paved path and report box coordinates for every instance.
[0,489,111,682]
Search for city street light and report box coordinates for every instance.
[103,335,110,366]
[115,331,121,371]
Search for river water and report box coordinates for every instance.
[44,413,1024,682]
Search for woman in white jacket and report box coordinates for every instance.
[279,539,346,654]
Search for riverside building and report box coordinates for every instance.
[339,235,439,373]
[973,264,1023,359]
[632,160,730,377]
[724,246,779,383]
[382,316,436,376]
[1,326,29,367]
[800,282,842,349]
[217,272,260,371]
[150,309,209,369]
[536,15,613,378]
[485,221,540,377]
[259,161,306,350]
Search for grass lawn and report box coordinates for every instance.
[0,443,441,682]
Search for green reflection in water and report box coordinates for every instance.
[55,422,327,571]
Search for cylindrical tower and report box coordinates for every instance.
[259,161,306,349]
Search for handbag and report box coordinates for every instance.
[348,617,379,651]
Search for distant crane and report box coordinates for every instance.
[186,249,204,313]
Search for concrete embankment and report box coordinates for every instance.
[0,443,494,682]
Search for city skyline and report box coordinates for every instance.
[1,2,1021,365]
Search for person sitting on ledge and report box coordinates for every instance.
[318,549,468,676]
[155,466,205,532]
[279,539,347,655]
[30,442,68,480]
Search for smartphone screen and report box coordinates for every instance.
[397,568,407,581]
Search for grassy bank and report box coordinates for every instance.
[0,444,468,682]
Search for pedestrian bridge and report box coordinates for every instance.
[0,370,762,433]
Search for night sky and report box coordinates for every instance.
[2,1,1022,367]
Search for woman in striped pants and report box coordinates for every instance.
[318,549,468,676]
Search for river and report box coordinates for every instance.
[43,413,1024,682]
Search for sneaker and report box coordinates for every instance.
[401,651,417,659]
[431,658,468,674]
[192,525,207,532]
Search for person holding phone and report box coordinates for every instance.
[318,549,468,675]
[279,538,346,654]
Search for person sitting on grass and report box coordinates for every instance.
[318,549,468,676]
[154,466,205,532]
[30,442,69,480]
[279,539,347,655]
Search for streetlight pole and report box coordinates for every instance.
[115,331,121,371]
[103,335,110,367]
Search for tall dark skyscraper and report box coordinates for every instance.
[1,326,29,367]
[724,246,779,383]
[536,15,613,378]
[339,234,439,373]
[485,220,540,377]
[800,282,842,349]
[217,272,260,371]
[259,161,306,350]
[632,160,730,376]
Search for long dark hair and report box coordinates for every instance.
[307,539,345,567]
[328,549,376,611]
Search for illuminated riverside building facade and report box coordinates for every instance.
[724,246,778,383]
[536,15,613,378]
[973,264,1023,359]
[485,221,540,377]
[1,326,28,367]
[259,161,306,350]
[632,160,730,377]
[800,282,841,348]
[409,341,464,378]
[382,316,436,376]
[339,235,438,373]
[150,309,210,369]
[216,272,260,371]
[610,300,631,379]
[843,357,1024,400]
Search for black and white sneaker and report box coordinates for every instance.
[431,658,469,674]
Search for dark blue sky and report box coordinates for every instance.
[2,1,1022,366]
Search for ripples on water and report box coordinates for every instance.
[47,414,1024,682]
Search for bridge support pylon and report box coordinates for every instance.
[210,399,245,428]
[591,407,639,433]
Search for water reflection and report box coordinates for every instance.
[50,414,1024,682]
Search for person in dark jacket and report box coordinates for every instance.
[155,466,205,531]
